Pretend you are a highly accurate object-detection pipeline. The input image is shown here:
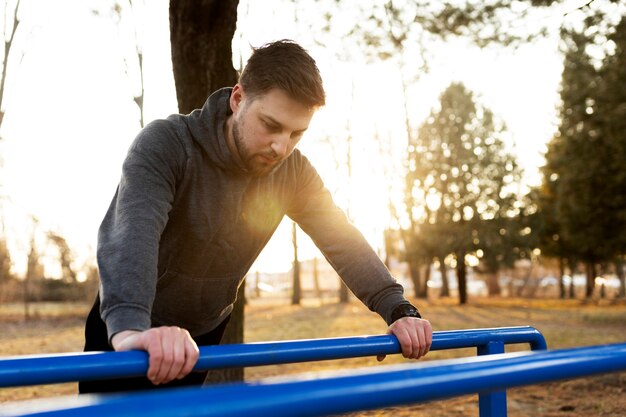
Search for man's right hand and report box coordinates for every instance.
[111,326,200,385]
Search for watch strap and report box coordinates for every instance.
[390,302,422,323]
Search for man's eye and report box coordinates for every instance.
[263,120,278,130]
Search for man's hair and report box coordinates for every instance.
[239,40,326,108]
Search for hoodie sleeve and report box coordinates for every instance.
[97,121,187,342]
[286,152,407,325]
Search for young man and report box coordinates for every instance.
[80,40,432,394]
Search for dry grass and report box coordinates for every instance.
[1,297,625,416]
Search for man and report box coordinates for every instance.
[80,40,432,394]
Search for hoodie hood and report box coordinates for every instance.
[181,87,246,175]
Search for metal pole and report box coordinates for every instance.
[0,326,546,388]
[2,343,624,417]
[478,341,506,417]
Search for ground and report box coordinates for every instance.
[0,297,625,416]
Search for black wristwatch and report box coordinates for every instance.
[390,303,422,324]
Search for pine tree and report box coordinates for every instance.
[407,83,521,304]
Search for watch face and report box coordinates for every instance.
[392,304,421,322]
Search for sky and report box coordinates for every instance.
[0,0,565,278]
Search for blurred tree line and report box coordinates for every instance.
[396,82,524,304]
[383,4,626,304]
[0,1,624,315]
[536,12,626,299]
[310,0,626,304]
[0,1,125,310]
[0,216,99,310]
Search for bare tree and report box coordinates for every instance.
[47,232,77,283]
[291,222,301,304]
[617,259,625,299]
[169,0,242,383]
[170,0,239,113]
[0,0,21,134]
[116,0,146,127]
[93,0,147,128]
[24,216,43,320]
[0,217,12,300]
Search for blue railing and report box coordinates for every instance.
[0,326,545,388]
[0,326,550,417]
[2,342,626,417]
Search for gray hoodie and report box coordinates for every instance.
[97,87,407,340]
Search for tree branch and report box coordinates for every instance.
[0,0,21,130]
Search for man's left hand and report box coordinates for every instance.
[377,317,432,361]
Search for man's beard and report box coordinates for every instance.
[232,116,280,177]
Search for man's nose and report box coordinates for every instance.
[270,134,290,158]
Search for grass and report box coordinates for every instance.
[0,297,625,416]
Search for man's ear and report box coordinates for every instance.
[230,84,245,114]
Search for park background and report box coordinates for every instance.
[0,1,625,416]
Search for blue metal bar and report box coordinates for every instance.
[477,341,506,417]
[2,343,624,417]
[0,326,546,388]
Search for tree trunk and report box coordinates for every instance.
[585,262,595,299]
[312,257,322,300]
[0,0,21,131]
[254,267,261,298]
[291,222,301,305]
[24,239,39,321]
[568,258,576,299]
[338,279,349,303]
[408,258,424,298]
[421,263,431,297]
[169,0,241,383]
[558,257,566,299]
[383,231,393,270]
[439,256,449,297]
[170,0,239,114]
[23,274,30,321]
[486,272,500,296]
[616,259,625,299]
[456,251,467,305]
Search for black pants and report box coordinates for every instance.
[79,295,230,394]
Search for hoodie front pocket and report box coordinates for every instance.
[152,270,239,331]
